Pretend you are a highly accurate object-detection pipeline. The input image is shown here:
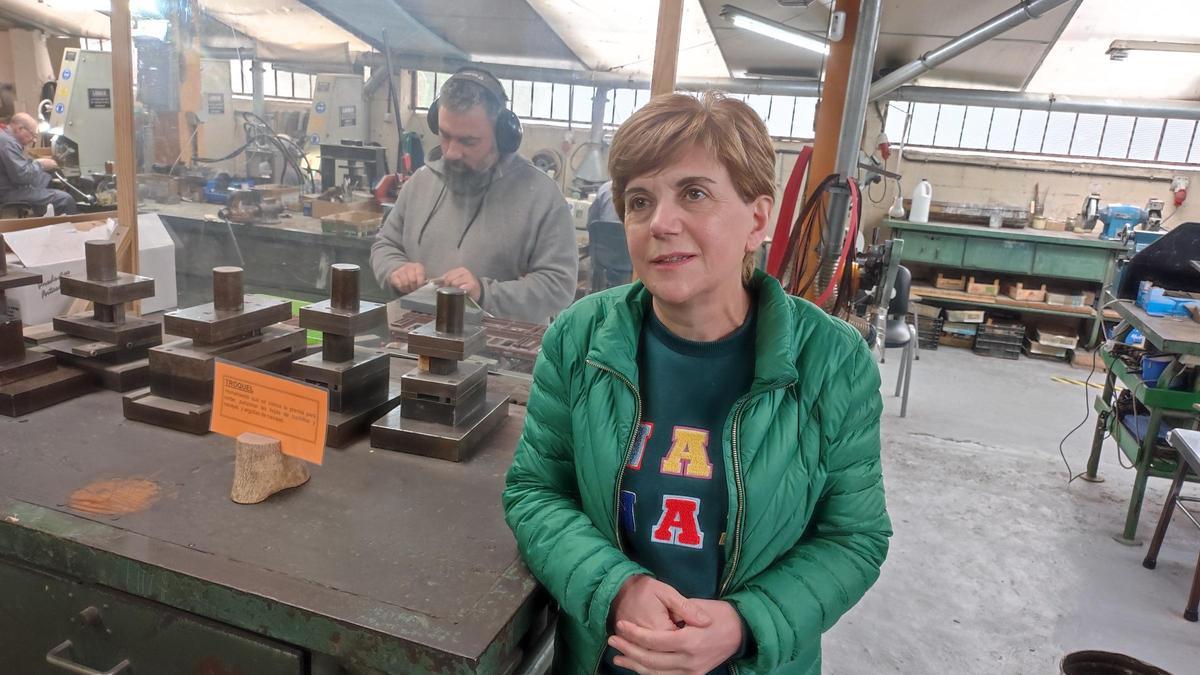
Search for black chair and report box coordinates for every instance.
[881,265,916,418]
[587,220,632,293]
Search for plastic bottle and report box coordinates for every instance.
[887,193,906,219]
[909,179,932,223]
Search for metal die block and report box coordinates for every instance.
[400,385,486,426]
[0,350,56,385]
[51,350,149,392]
[0,365,92,417]
[419,355,458,375]
[122,387,213,434]
[53,313,161,349]
[163,295,292,344]
[150,326,306,380]
[400,360,487,402]
[59,272,155,306]
[0,270,42,291]
[43,334,152,361]
[406,322,485,361]
[325,380,404,448]
[371,393,510,462]
[291,348,389,389]
[299,299,386,336]
[0,319,26,362]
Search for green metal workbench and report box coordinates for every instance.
[885,219,1128,342]
[0,364,550,674]
[1085,300,1200,544]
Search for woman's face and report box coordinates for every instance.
[623,144,772,310]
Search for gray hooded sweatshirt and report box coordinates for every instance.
[370,151,577,323]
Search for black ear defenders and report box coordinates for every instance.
[427,67,523,155]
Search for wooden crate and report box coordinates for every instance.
[1003,282,1047,302]
[966,276,1000,296]
[321,209,382,237]
[934,272,967,291]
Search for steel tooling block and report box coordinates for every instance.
[59,272,155,305]
[400,360,487,402]
[0,269,41,291]
[290,348,389,390]
[325,380,404,448]
[43,334,152,361]
[122,389,212,434]
[50,349,149,392]
[52,313,161,349]
[400,385,486,426]
[406,322,485,361]
[299,299,386,336]
[147,326,305,394]
[0,350,57,385]
[150,347,300,405]
[163,295,292,344]
[0,365,92,417]
[371,393,509,462]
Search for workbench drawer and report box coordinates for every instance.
[897,232,965,266]
[1032,245,1110,282]
[962,239,1035,274]
[0,558,304,675]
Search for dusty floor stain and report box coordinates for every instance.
[68,478,161,516]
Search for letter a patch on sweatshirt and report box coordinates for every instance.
[651,495,704,549]
[659,427,713,479]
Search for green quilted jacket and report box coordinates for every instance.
[502,271,890,674]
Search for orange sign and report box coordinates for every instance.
[210,360,328,465]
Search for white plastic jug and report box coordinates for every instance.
[909,179,932,223]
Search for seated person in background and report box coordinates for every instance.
[0,112,76,215]
[370,68,577,324]
[588,180,619,225]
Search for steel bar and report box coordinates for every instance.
[85,240,118,282]
[212,266,244,312]
[869,0,1074,101]
[330,264,360,312]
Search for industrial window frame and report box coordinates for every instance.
[885,101,1200,167]
[410,70,819,142]
[227,59,318,102]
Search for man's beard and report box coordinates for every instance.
[443,158,495,195]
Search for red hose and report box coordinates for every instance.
[814,179,861,308]
[767,146,813,278]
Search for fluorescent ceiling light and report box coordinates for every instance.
[721,5,828,55]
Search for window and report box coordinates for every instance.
[411,70,821,140]
[80,38,111,51]
[887,102,1200,166]
[228,59,317,101]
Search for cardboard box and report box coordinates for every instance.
[306,197,380,220]
[1035,328,1079,350]
[945,309,985,323]
[254,183,302,211]
[3,214,177,325]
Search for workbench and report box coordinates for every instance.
[1085,300,1200,543]
[0,361,550,674]
[885,219,1127,343]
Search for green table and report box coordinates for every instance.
[1085,300,1200,543]
[885,219,1128,343]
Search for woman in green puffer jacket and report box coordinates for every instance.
[503,92,891,675]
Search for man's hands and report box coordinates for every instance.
[609,597,745,675]
[388,264,481,302]
[36,158,58,172]
[388,262,426,294]
[440,267,481,302]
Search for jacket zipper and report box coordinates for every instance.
[586,358,643,675]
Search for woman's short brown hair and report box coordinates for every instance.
[608,91,776,284]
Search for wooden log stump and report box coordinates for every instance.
[230,432,310,504]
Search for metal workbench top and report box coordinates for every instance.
[885,218,1130,249]
[1112,300,1200,357]
[0,373,544,673]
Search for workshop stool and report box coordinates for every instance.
[1142,429,1200,622]
[880,265,916,418]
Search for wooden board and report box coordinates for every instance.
[912,284,1096,317]
[0,212,116,234]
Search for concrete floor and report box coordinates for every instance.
[823,346,1200,674]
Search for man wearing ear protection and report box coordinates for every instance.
[370,67,578,324]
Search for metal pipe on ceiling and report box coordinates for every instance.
[885,86,1200,121]
[868,0,1075,101]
